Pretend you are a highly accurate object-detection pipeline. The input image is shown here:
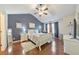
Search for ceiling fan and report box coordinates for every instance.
[34,4,48,17]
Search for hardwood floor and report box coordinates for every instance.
[0,38,66,55]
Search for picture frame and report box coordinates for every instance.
[29,22,35,28]
[16,23,22,28]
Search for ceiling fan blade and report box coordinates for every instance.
[43,12,47,15]
[34,12,38,14]
[44,8,48,11]
[39,14,42,17]
[36,8,39,10]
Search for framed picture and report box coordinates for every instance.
[16,23,22,28]
[29,23,35,28]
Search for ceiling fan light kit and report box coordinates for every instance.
[34,4,48,17]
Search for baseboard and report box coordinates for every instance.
[12,40,20,43]
[64,52,69,55]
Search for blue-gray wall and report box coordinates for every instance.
[8,14,44,41]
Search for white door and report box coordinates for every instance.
[0,12,7,52]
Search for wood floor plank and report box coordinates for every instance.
[0,38,65,55]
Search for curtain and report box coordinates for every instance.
[54,22,59,38]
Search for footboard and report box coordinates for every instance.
[30,34,52,51]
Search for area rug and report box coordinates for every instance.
[21,42,36,53]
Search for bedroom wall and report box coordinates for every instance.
[8,14,44,41]
[59,15,75,35]
[75,5,79,37]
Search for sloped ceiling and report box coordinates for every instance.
[0,4,76,23]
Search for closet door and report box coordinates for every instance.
[0,12,7,52]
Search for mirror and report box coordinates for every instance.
[77,24,79,38]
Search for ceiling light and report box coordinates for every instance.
[34,4,48,17]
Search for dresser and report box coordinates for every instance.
[64,35,79,55]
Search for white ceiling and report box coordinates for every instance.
[0,4,76,23]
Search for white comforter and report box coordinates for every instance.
[30,33,53,47]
